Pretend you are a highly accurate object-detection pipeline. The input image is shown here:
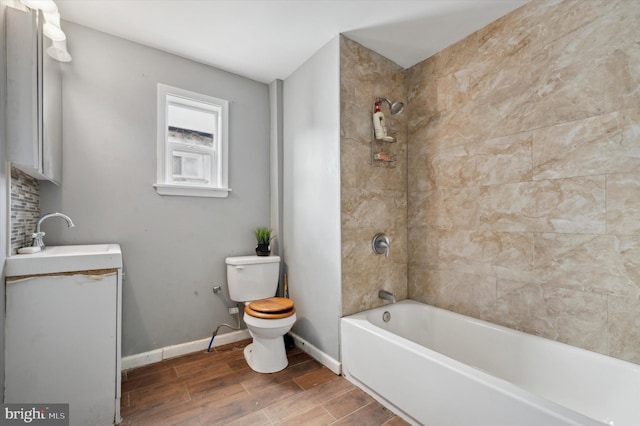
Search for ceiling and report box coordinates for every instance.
[55,0,528,84]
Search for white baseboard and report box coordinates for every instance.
[121,329,251,371]
[289,332,341,375]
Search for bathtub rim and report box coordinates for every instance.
[345,299,640,372]
[341,300,619,426]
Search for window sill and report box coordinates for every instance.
[153,183,231,198]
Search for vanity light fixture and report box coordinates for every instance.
[46,39,72,62]
[20,0,58,13]
[20,0,72,62]
[43,11,65,41]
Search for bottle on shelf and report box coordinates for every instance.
[373,101,387,140]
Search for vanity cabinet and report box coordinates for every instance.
[6,7,62,184]
[5,270,122,426]
[4,243,124,426]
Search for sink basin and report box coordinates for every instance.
[6,244,122,277]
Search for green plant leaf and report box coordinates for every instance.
[254,227,273,244]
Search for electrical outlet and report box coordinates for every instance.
[229,307,239,315]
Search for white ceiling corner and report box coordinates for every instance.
[55,0,528,84]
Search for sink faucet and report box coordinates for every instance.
[32,212,75,249]
[378,289,396,304]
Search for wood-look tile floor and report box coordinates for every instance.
[120,339,409,426]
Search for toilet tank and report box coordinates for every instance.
[226,255,281,302]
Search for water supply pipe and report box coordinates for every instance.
[207,286,242,352]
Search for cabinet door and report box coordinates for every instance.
[6,7,62,184]
[5,272,118,426]
[42,44,63,183]
[6,7,39,171]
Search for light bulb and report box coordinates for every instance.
[46,39,71,62]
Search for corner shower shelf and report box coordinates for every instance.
[370,135,398,166]
[373,152,396,162]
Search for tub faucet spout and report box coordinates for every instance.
[32,212,75,249]
[378,289,396,304]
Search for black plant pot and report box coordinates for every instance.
[256,243,271,256]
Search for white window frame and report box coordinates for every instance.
[154,84,230,198]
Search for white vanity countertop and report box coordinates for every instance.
[5,243,122,277]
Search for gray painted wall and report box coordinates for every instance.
[269,79,284,289]
[283,37,342,363]
[40,22,271,356]
[0,0,10,396]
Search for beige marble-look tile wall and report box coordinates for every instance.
[407,0,640,363]
[340,36,408,316]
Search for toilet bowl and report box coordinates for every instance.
[226,255,296,373]
[243,297,296,373]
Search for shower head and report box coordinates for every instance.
[376,97,404,115]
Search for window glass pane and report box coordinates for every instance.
[182,156,201,178]
[171,150,211,184]
[172,155,183,176]
[167,103,217,148]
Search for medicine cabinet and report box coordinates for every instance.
[7,7,63,184]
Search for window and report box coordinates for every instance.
[154,84,230,197]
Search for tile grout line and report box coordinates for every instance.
[240,381,251,396]
[328,400,376,425]
[319,404,338,423]
[261,408,275,425]
[182,368,194,403]
[257,376,341,424]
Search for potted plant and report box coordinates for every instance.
[254,227,273,256]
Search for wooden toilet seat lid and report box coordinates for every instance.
[245,297,295,319]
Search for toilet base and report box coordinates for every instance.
[244,337,288,373]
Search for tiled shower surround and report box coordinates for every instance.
[10,166,40,254]
[340,36,408,315]
[341,0,640,364]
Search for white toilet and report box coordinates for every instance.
[226,255,296,373]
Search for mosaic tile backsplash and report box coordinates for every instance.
[10,166,40,254]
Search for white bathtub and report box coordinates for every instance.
[341,300,640,426]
